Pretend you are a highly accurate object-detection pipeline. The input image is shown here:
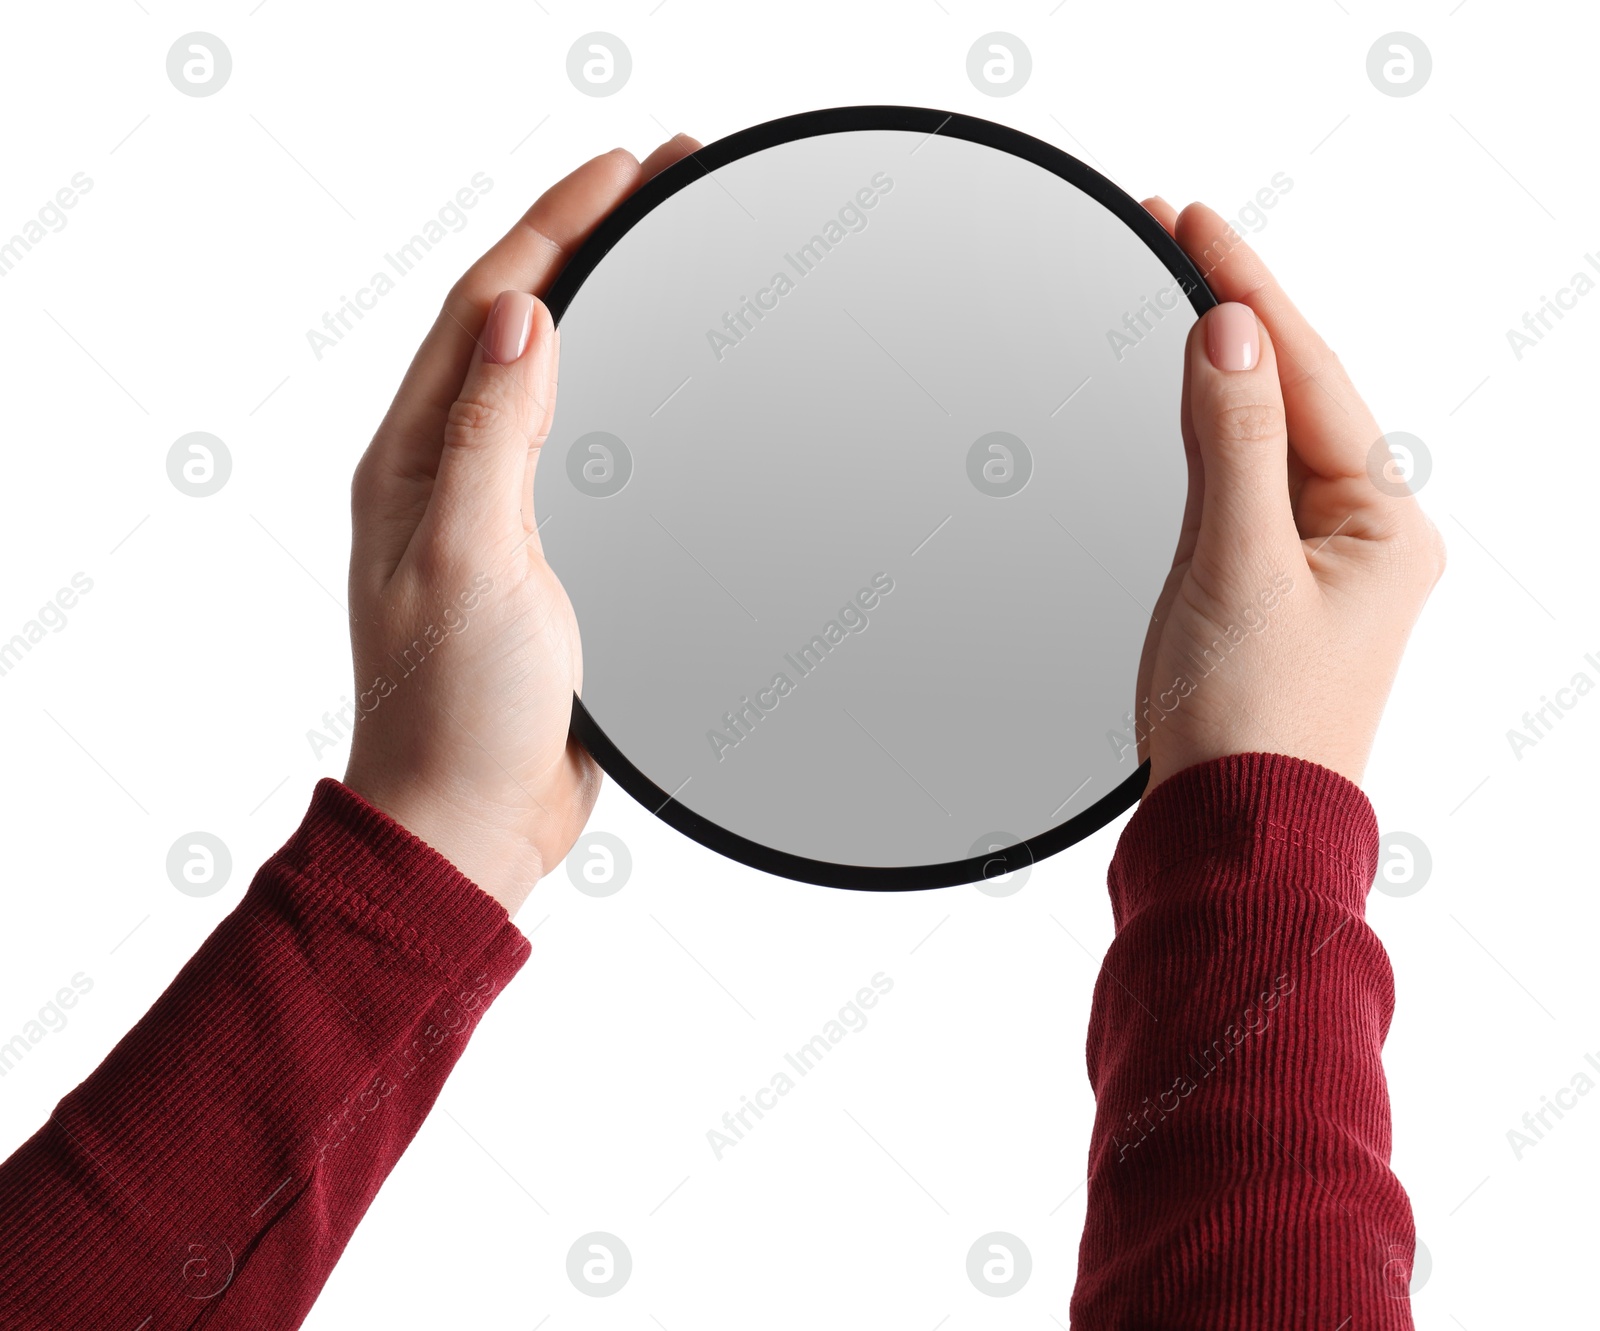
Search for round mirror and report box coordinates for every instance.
[537,106,1214,889]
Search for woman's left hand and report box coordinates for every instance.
[342,135,700,917]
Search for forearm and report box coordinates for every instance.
[0,779,529,1330]
[1072,753,1416,1329]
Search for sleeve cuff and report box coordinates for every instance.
[1109,753,1380,928]
[270,777,530,977]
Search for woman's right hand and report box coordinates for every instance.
[1132,199,1446,793]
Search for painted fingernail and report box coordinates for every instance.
[484,290,535,365]
[1206,302,1259,372]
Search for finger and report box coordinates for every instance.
[370,148,643,482]
[523,324,559,537]
[1184,302,1306,584]
[406,134,693,430]
[1134,340,1204,735]
[1174,202,1424,542]
[640,132,702,179]
[417,292,557,562]
[1173,334,1206,570]
[1141,195,1179,237]
[1173,205,1380,477]
[352,146,658,587]
[1130,188,1190,738]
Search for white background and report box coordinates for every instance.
[0,2,1593,1327]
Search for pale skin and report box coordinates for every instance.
[343,143,1445,916]
[343,137,703,915]
[1135,196,1445,792]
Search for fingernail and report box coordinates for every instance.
[1206,302,1259,372]
[484,290,535,365]
[1149,194,1171,210]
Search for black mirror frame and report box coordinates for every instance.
[543,105,1218,891]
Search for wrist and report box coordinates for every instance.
[341,771,543,917]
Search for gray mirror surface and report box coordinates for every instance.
[536,111,1205,885]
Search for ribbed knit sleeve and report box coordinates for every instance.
[0,778,531,1331]
[1071,753,1417,1329]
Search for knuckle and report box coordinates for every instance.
[443,275,484,315]
[1274,334,1361,412]
[440,281,492,343]
[408,529,462,582]
[1210,399,1285,448]
[443,396,504,451]
[1384,513,1448,589]
[1411,516,1448,585]
[349,453,380,508]
[1282,350,1333,397]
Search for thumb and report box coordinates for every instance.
[426,290,555,546]
[1185,301,1303,585]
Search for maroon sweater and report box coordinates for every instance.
[0,754,1415,1328]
